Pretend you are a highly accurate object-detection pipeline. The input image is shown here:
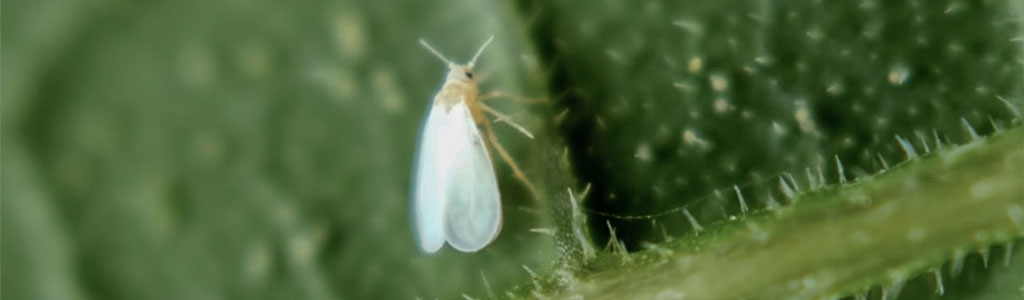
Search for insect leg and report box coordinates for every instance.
[480,117,541,201]
[478,91,547,104]
[480,103,534,139]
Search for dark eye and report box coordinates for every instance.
[465,72,473,79]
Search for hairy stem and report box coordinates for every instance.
[556,125,1024,299]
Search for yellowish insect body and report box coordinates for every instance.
[420,37,489,123]
[434,69,482,121]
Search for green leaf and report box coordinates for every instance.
[3,0,1022,299]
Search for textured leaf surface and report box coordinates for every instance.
[549,126,1024,299]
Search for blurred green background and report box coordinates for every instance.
[3,0,1022,299]
[3,0,556,299]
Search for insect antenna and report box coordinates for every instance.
[419,39,456,67]
[468,35,495,68]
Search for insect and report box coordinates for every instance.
[412,36,538,253]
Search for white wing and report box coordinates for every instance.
[413,103,449,253]
[442,102,502,252]
[413,101,502,253]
